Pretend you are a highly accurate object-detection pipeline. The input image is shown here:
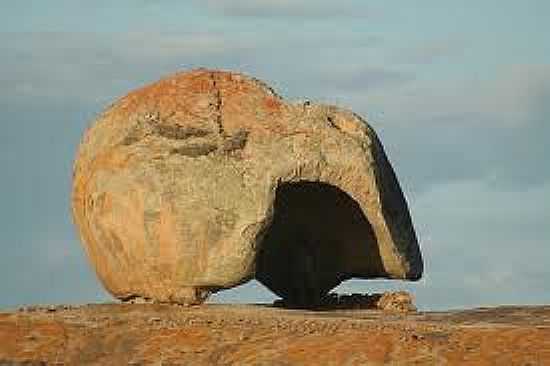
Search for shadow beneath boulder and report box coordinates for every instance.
[256,181,386,308]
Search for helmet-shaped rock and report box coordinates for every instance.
[72,69,423,306]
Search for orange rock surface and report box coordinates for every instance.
[2,303,549,365]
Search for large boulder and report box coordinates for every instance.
[72,69,423,306]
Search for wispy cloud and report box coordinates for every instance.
[392,38,468,65]
[0,32,253,103]
[408,179,550,309]
[316,66,414,93]
[0,30,389,104]
[200,0,374,18]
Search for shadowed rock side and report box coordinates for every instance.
[71,68,423,306]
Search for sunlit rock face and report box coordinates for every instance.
[72,68,423,306]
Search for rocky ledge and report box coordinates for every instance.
[1,297,549,365]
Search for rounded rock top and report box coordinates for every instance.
[72,68,423,306]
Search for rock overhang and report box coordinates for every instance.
[72,68,423,306]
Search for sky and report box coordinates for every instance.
[1,1,549,310]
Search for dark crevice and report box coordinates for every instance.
[249,76,283,99]
[168,129,249,158]
[121,119,152,146]
[120,294,152,303]
[155,125,211,140]
[326,115,341,131]
[221,129,249,153]
[121,133,142,146]
[170,143,218,157]
[122,118,212,146]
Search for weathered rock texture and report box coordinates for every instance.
[72,68,423,305]
[2,303,549,365]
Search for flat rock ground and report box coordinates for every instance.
[1,302,550,365]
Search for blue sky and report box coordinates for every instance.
[1,1,549,310]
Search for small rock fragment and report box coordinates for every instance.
[376,291,416,313]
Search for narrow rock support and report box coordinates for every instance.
[72,68,423,305]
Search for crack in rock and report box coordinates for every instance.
[210,72,225,137]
